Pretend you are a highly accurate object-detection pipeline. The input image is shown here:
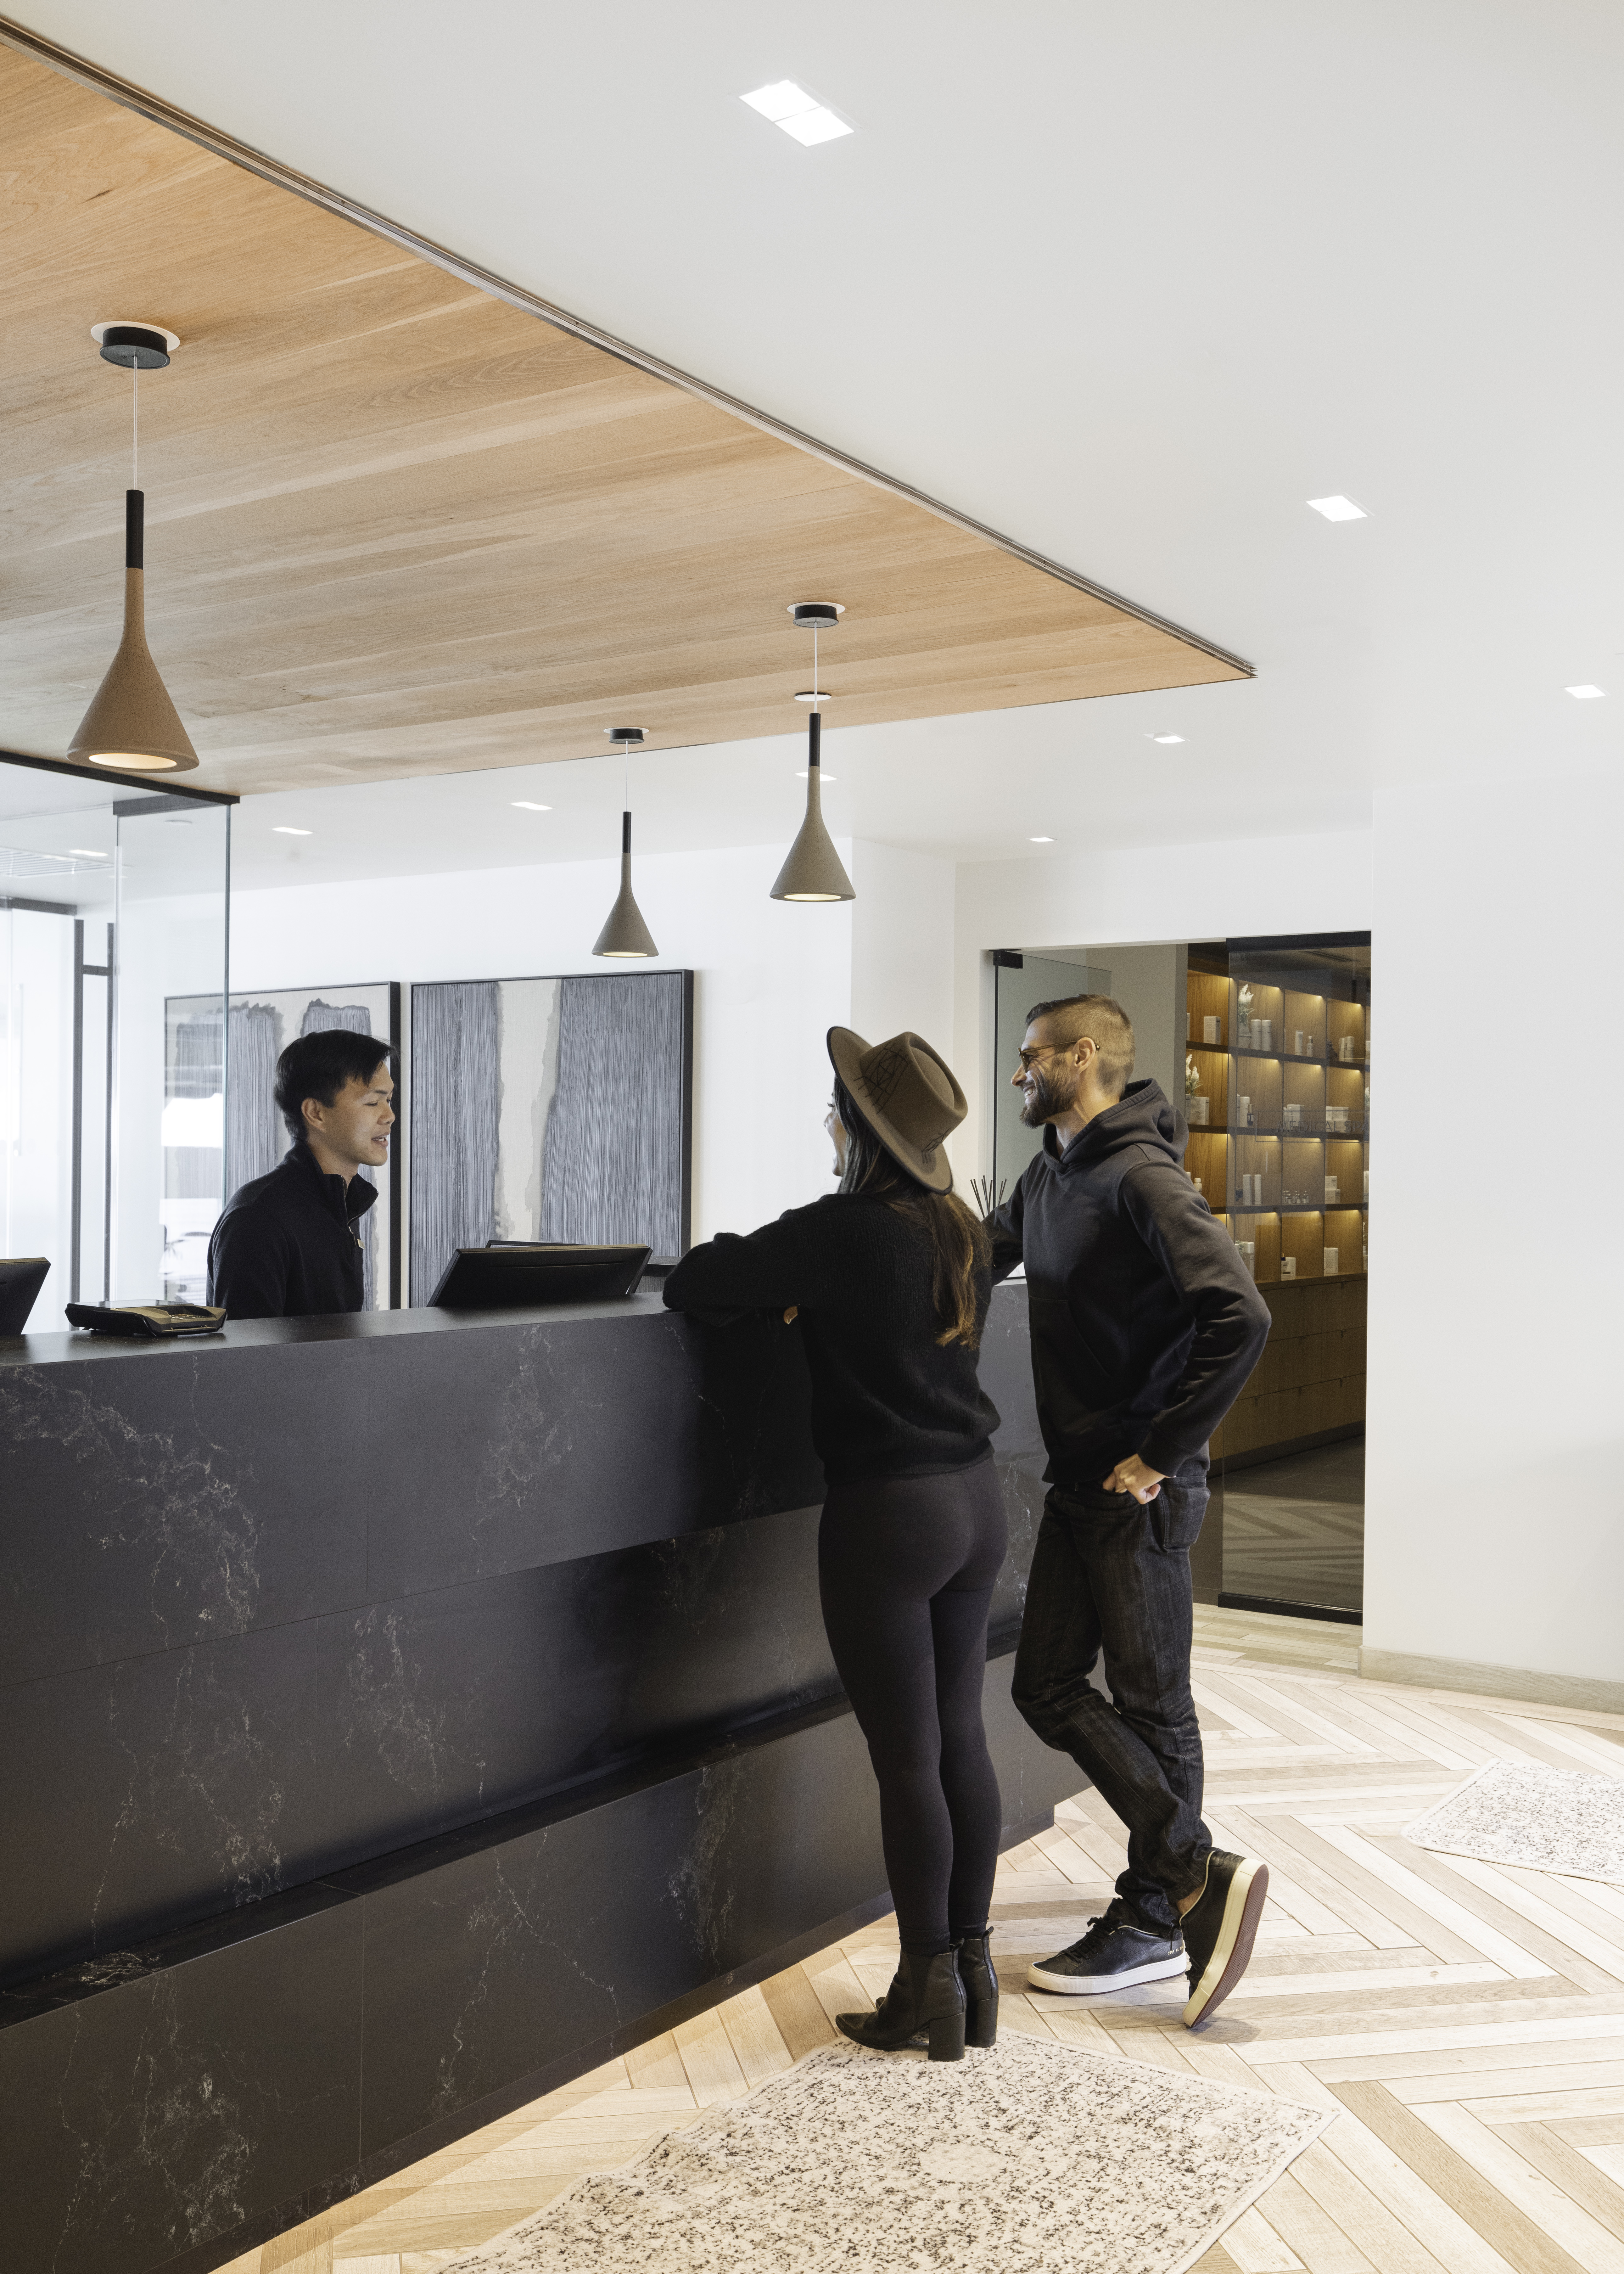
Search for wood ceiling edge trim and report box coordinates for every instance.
[0,743,239,802]
[0,13,1257,684]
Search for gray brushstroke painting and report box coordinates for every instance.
[409,971,689,1305]
[166,984,398,1309]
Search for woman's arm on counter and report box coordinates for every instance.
[662,1211,809,1316]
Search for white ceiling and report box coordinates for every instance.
[9,0,1624,875]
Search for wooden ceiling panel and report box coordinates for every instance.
[0,43,1248,795]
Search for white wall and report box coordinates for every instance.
[1363,768,1624,1692]
[848,841,957,1055]
[230,841,854,1246]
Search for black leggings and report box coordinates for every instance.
[819,1461,1008,1950]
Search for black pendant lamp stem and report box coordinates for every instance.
[808,616,822,774]
[622,809,632,857]
[126,488,143,570]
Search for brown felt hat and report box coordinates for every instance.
[826,1027,967,1196]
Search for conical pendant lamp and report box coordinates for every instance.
[69,323,199,774]
[592,726,659,958]
[771,602,854,902]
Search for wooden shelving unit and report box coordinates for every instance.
[1184,972,1369,1289]
[1186,959,1370,1465]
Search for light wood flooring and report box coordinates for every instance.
[221,1604,1624,2274]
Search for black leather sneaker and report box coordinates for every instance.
[1026,1908,1185,1996]
[1181,1850,1269,2027]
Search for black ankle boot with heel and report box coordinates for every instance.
[836,1948,966,2060]
[955,1928,998,2048]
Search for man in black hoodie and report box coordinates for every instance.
[986,991,1271,2026]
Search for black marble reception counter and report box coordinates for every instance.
[1,1286,1071,2274]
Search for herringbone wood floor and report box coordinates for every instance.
[222,1606,1624,2274]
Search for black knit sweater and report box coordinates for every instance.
[662,1192,1001,1487]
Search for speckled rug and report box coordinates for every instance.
[441,2034,1332,2274]
[1405,1757,1624,1883]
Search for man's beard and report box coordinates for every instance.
[1019,1067,1074,1128]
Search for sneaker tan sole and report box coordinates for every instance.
[1183,1858,1269,2026]
[1026,1953,1186,1995]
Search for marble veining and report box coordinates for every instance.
[440,2034,1330,2274]
[338,1604,477,1808]
[430,1839,624,2122]
[665,1754,751,1980]
[90,1640,299,1941]
[0,1361,264,1656]
[475,1322,602,1530]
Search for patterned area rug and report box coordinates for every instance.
[442,2034,1331,2274]
[1406,1756,1624,1882]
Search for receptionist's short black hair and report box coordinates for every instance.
[274,1029,397,1141]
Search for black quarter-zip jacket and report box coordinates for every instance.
[206,1140,378,1319]
[986,1079,1269,1485]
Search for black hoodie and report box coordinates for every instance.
[207,1141,377,1319]
[985,1078,1269,1486]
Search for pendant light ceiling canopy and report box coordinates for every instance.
[592,726,659,959]
[771,602,855,905]
[68,321,199,773]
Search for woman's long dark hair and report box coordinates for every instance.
[833,1077,991,1349]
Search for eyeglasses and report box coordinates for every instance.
[1016,1042,1070,1072]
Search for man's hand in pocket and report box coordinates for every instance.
[1102,1454,1165,1504]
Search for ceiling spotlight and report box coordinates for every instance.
[1307,495,1367,521]
[1030,836,1055,844]
[1148,733,1185,745]
[512,800,552,810]
[1566,684,1605,699]
[272,826,312,836]
[69,321,199,773]
[741,82,853,145]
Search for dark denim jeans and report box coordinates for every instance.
[1011,1465,1212,1933]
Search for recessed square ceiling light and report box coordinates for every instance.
[1148,733,1185,744]
[741,81,853,145]
[272,825,312,836]
[1566,684,1605,699]
[1307,495,1367,521]
[1030,835,1055,844]
[512,800,553,810]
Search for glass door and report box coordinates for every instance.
[1201,934,1371,1621]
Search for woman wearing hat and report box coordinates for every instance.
[662,1029,1004,2063]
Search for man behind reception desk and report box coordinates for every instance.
[207,1029,397,1318]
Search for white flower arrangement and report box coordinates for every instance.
[1184,1051,1201,1098]
[1237,983,1254,1039]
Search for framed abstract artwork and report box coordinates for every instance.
[409,970,693,1305]
[165,982,401,1308]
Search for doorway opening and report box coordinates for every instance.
[987,931,1370,1623]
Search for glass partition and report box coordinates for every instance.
[0,755,230,1330]
[1193,934,1371,1621]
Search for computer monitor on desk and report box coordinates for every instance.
[0,1258,49,1337]
[427,1242,652,1311]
